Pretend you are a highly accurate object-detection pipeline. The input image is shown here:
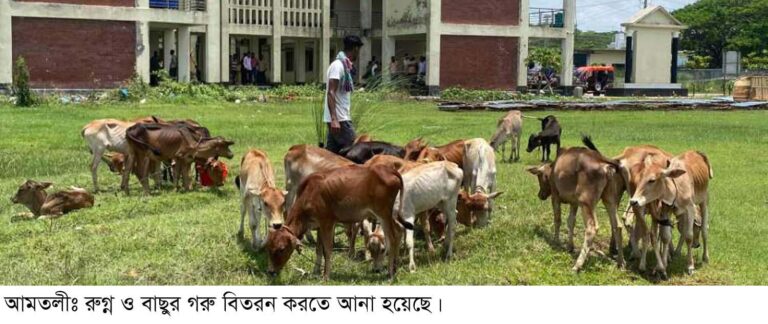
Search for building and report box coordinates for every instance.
[0,0,575,94]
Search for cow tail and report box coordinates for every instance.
[697,151,713,179]
[581,134,599,152]
[393,171,413,230]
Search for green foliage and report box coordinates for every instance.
[684,55,713,69]
[743,50,768,71]
[673,0,768,68]
[575,29,615,50]
[526,47,562,72]
[12,57,36,107]
[441,87,534,102]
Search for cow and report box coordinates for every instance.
[416,139,466,168]
[354,134,372,144]
[403,137,428,161]
[235,149,286,250]
[123,122,234,195]
[629,150,712,277]
[339,141,405,164]
[526,115,561,161]
[265,165,411,281]
[526,140,625,272]
[361,219,386,272]
[461,138,501,227]
[81,116,158,191]
[489,110,523,163]
[363,154,421,173]
[11,180,94,218]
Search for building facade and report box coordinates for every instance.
[0,0,574,93]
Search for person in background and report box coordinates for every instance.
[251,53,260,85]
[190,53,198,82]
[149,51,161,86]
[242,53,252,84]
[407,56,418,75]
[169,50,178,79]
[323,35,364,154]
[417,56,427,82]
[389,56,398,76]
[257,54,268,84]
[231,54,241,85]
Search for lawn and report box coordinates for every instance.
[0,99,766,285]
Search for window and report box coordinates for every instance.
[285,49,294,72]
[305,48,314,72]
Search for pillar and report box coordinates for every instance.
[671,33,679,84]
[560,0,575,87]
[205,0,221,83]
[426,0,441,95]
[271,0,283,84]
[0,0,12,86]
[297,39,306,83]
[382,36,395,79]
[220,0,230,83]
[136,21,151,83]
[178,26,191,82]
[358,0,372,83]
[164,29,176,74]
[319,0,331,83]
[517,0,530,89]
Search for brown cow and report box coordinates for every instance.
[11,180,94,218]
[363,154,421,173]
[630,150,712,277]
[265,165,411,280]
[354,134,372,144]
[416,139,466,168]
[527,144,625,272]
[124,122,234,195]
[403,137,428,161]
[235,149,286,249]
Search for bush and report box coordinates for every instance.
[441,87,533,102]
[12,57,36,107]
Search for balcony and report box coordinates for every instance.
[150,0,206,11]
[530,8,564,27]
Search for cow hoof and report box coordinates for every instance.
[571,266,581,273]
[703,255,709,263]
[409,265,416,273]
[687,267,695,276]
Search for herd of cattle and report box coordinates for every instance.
[9,110,712,281]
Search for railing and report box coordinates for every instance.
[229,0,273,27]
[150,0,206,11]
[283,0,323,28]
[529,8,564,27]
[331,10,360,29]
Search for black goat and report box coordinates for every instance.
[526,115,561,161]
[339,141,405,164]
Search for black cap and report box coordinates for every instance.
[343,35,364,50]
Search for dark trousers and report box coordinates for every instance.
[325,121,356,155]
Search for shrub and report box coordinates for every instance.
[12,57,36,107]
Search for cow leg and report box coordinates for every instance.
[638,214,650,272]
[378,213,402,280]
[319,223,335,281]
[443,200,457,262]
[573,203,597,272]
[151,161,162,189]
[238,193,248,237]
[172,162,182,191]
[653,220,669,279]
[406,223,416,273]
[181,162,193,192]
[674,220,685,257]
[346,223,358,259]
[551,198,563,246]
[604,199,625,269]
[515,134,521,162]
[684,206,696,275]
[700,201,709,263]
[313,229,323,275]
[139,156,151,196]
[122,152,134,195]
[566,203,577,252]
[90,149,103,192]
[250,196,263,249]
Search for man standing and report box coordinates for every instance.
[169,50,178,79]
[149,51,161,86]
[242,53,252,84]
[323,35,364,154]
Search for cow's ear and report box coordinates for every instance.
[38,182,53,189]
[526,166,540,175]
[663,167,686,178]
[487,192,504,199]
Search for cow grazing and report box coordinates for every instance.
[361,219,386,272]
[629,150,712,277]
[526,140,625,272]
[340,141,405,164]
[235,149,286,249]
[11,180,94,218]
[461,138,501,227]
[124,122,234,195]
[526,115,561,161]
[265,165,411,281]
[490,110,523,162]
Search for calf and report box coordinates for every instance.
[462,138,501,227]
[629,150,712,277]
[490,110,523,162]
[235,149,286,249]
[340,141,405,164]
[526,143,625,272]
[361,219,386,272]
[265,165,411,281]
[526,115,561,161]
[124,122,234,195]
[11,180,94,218]
[416,139,466,167]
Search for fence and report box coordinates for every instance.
[529,8,564,27]
[678,68,730,95]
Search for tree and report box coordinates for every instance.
[684,55,712,69]
[743,50,768,71]
[575,29,615,50]
[12,57,35,107]
[526,47,562,94]
[672,0,768,68]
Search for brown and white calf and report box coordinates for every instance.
[265,165,410,281]
[11,180,94,218]
[629,150,712,276]
[527,145,625,272]
[461,138,501,227]
[489,110,523,162]
[235,149,287,249]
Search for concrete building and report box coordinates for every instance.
[0,0,575,94]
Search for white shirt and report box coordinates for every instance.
[243,56,252,71]
[323,60,352,123]
[418,61,426,74]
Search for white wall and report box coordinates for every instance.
[631,27,673,84]
[385,0,428,36]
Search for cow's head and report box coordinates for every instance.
[196,137,235,160]
[361,220,386,273]
[403,137,427,161]
[630,157,686,207]
[102,152,125,174]
[259,187,287,227]
[526,164,553,200]
[265,224,302,277]
[526,134,541,153]
[11,180,51,212]
[458,190,503,212]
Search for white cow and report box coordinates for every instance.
[462,138,501,227]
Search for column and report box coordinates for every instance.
[426,0,441,95]
[318,0,331,83]
[382,36,395,79]
[671,32,679,84]
[560,0,575,87]
[136,21,151,83]
[220,0,230,83]
[296,39,306,83]
[178,26,191,82]
[137,0,148,8]
[0,0,12,86]
[517,0,530,89]
[358,0,372,83]
[164,29,176,74]
[205,0,221,83]
[272,0,283,84]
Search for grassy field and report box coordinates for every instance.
[0,99,766,286]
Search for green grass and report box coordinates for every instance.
[0,100,766,285]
